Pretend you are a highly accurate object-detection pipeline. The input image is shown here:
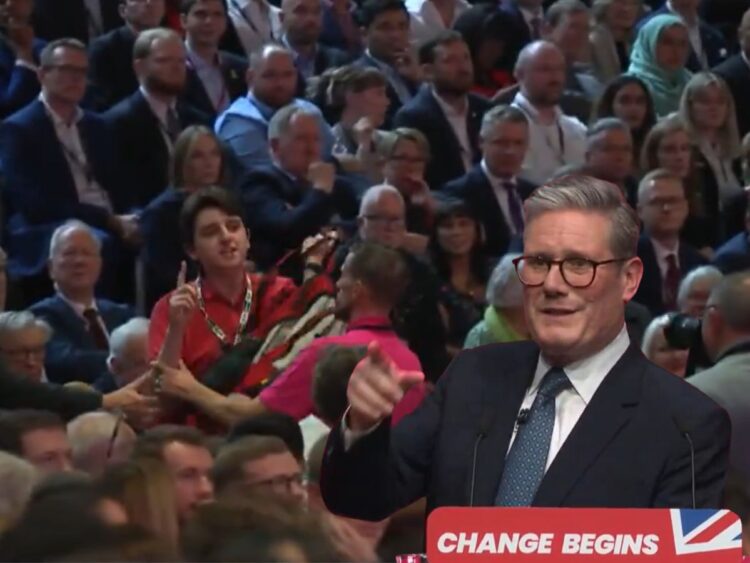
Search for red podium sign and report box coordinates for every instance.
[426,508,742,562]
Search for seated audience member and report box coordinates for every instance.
[320,0,361,55]
[585,118,636,203]
[0,311,50,383]
[634,169,706,315]
[679,72,744,246]
[637,0,727,72]
[227,412,305,462]
[495,0,544,71]
[98,457,180,551]
[66,412,136,475]
[240,104,358,271]
[226,0,281,56]
[589,0,641,85]
[452,5,516,97]
[280,0,348,97]
[132,425,214,524]
[676,265,723,317]
[429,200,490,353]
[97,318,151,393]
[88,0,166,110]
[394,32,490,190]
[140,126,228,310]
[0,0,45,118]
[442,105,534,257]
[31,0,122,44]
[463,252,528,348]
[628,15,692,118]
[180,0,248,119]
[104,28,210,209]
[406,0,468,46]
[30,222,134,385]
[0,452,38,532]
[713,195,750,274]
[0,39,137,286]
[592,75,656,171]
[690,272,750,492]
[156,242,427,427]
[354,0,419,128]
[0,410,73,474]
[713,10,750,138]
[641,314,689,377]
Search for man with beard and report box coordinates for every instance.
[584,118,637,205]
[215,43,332,172]
[153,241,427,428]
[104,28,210,208]
[394,31,491,189]
[511,40,587,185]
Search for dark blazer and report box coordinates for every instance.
[394,86,491,190]
[239,164,359,270]
[441,164,535,257]
[0,36,45,118]
[497,0,534,60]
[0,100,130,276]
[295,44,350,98]
[633,235,707,315]
[712,232,750,275]
[713,54,750,138]
[321,341,731,521]
[87,26,138,111]
[30,294,134,385]
[102,90,210,208]
[353,53,418,129]
[32,0,122,44]
[182,51,248,119]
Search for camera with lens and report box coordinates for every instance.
[663,313,710,375]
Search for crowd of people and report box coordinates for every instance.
[0,0,750,559]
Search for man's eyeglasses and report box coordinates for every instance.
[43,64,89,78]
[246,473,305,492]
[362,214,405,228]
[512,255,631,289]
[0,346,46,360]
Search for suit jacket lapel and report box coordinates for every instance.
[533,345,643,506]
[186,66,214,115]
[467,97,483,159]
[35,102,80,202]
[474,166,511,246]
[422,87,463,158]
[54,296,96,347]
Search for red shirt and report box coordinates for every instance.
[259,315,427,425]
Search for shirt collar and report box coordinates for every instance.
[650,237,680,263]
[532,324,630,405]
[519,6,543,20]
[140,85,176,124]
[248,91,276,121]
[199,275,251,306]
[281,34,317,63]
[365,49,394,72]
[346,315,392,331]
[39,93,84,127]
[480,158,515,187]
[431,86,467,118]
[185,41,221,70]
[56,290,97,318]
[513,91,562,122]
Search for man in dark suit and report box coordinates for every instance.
[712,195,750,275]
[713,9,750,138]
[241,104,358,272]
[354,0,419,128]
[279,0,349,97]
[0,39,137,285]
[87,0,166,110]
[585,118,638,205]
[634,170,707,315]
[394,32,490,190]
[32,0,123,44]
[103,28,210,209]
[442,105,535,257]
[30,222,134,385]
[180,0,248,119]
[321,175,729,521]
[497,0,544,72]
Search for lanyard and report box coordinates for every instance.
[186,54,229,111]
[196,274,254,348]
[516,103,566,166]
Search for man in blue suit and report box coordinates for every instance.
[394,31,491,190]
[634,170,706,315]
[0,39,138,285]
[30,222,134,385]
[713,195,750,275]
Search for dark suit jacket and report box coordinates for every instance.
[30,294,134,384]
[182,51,248,119]
[321,341,730,520]
[103,90,210,208]
[239,164,359,270]
[87,26,138,111]
[713,54,750,138]
[295,44,350,98]
[353,54,418,129]
[0,100,130,276]
[633,235,707,315]
[394,86,491,189]
[0,37,45,118]
[32,0,122,44]
[441,164,535,256]
[497,0,534,72]
[712,232,750,275]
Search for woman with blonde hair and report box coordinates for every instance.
[589,0,642,84]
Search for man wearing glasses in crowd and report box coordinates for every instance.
[321,175,730,521]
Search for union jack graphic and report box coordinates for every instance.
[670,509,742,555]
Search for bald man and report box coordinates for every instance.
[67,412,137,476]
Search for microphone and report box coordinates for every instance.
[517,409,530,425]
[469,410,494,507]
[672,415,696,509]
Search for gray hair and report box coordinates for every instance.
[523,175,640,258]
[487,253,523,308]
[267,104,318,141]
[587,117,631,149]
[0,452,38,524]
[0,311,52,341]
[249,43,292,71]
[641,314,671,356]
[479,105,528,140]
[708,271,750,332]
[676,265,723,311]
[133,27,182,60]
[637,168,683,204]
[48,220,102,259]
[108,317,150,362]
[40,38,87,68]
[358,184,405,217]
[67,412,136,476]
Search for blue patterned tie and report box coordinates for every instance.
[495,367,571,506]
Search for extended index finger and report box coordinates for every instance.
[176,260,187,288]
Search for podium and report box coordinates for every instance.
[423,508,742,562]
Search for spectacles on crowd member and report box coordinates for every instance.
[362,214,405,228]
[512,255,632,289]
[246,473,305,492]
[0,345,46,360]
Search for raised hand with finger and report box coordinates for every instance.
[168,261,198,330]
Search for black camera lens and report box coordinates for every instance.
[663,313,702,350]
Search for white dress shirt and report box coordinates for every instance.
[140,86,178,153]
[40,95,113,212]
[406,0,470,46]
[512,91,587,185]
[432,88,472,172]
[56,291,110,341]
[509,325,631,470]
[228,0,282,56]
[649,237,680,283]
[186,43,230,113]
[480,159,522,235]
